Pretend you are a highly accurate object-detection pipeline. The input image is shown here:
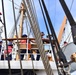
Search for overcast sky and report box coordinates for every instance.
[0,0,76,38]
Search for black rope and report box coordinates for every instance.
[40,0,68,74]
[11,0,23,75]
[62,0,74,43]
[41,0,67,63]
[0,16,4,25]
[22,0,54,75]
[38,0,61,75]
[1,0,12,75]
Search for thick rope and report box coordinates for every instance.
[22,0,54,75]
[38,0,60,74]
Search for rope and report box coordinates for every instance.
[61,0,74,47]
[8,13,20,38]
[70,0,74,11]
[54,0,57,26]
[11,0,23,75]
[1,0,12,75]
[22,0,54,75]
[9,0,20,7]
[25,1,37,74]
[41,0,69,74]
[38,0,61,75]
[24,1,36,75]
[63,0,74,42]
[30,0,40,29]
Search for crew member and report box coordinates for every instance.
[20,34,31,60]
[4,42,13,60]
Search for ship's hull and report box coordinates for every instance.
[0,69,58,75]
[0,61,58,75]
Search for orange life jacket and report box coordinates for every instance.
[20,40,31,50]
[4,46,12,54]
[20,40,26,44]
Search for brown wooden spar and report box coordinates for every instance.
[58,16,67,44]
[2,38,55,43]
[19,3,26,38]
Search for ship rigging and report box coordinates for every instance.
[0,0,76,75]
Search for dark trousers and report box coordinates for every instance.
[1,54,4,60]
[31,54,40,61]
[20,49,26,60]
[6,54,12,60]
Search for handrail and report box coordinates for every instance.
[2,38,55,43]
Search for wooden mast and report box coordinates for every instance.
[58,16,67,44]
[19,3,26,38]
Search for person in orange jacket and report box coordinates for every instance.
[20,34,31,60]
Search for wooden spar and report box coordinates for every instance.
[19,3,26,38]
[58,16,67,44]
[2,38,55,43]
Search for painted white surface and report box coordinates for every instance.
[71,71,76,75]
[0,60,58,75]
[0,61,57,69]
[36,70,58,75]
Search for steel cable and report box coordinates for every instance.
[8,13,20,38]
[12,0,23,75]
[38,0,61,74]
[1,0,12,75]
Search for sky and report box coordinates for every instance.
[0,0,76,38]
[0,0,76,74]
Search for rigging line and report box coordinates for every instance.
[8,13,20,38]
[23,0,54,75]
[58,0,74,44]
[70,0,74,11]
[65,32,71,42]
[26,0,36,37]
[29,0,41,37]
[11,0,23,75]
[41,0,68,74]
[67,33,72,43]
[9,0,20,7]
[25,15,29,60]
[1,0,12,75]
[39,0,52,75]
[62,33,72,52]
[65,0,74,22]
[38,0,60,74]
[29,0,40,29]
[26,16,33,37]
[54,0,57,27]
[24,15,31,37]
[28,18,35,37]
[41,0,62,58]
[25,8,36,75]
[63,0,74,42]
[25,15,35,75]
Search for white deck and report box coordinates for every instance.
[0,60,57,70]
[0,60,58,75]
